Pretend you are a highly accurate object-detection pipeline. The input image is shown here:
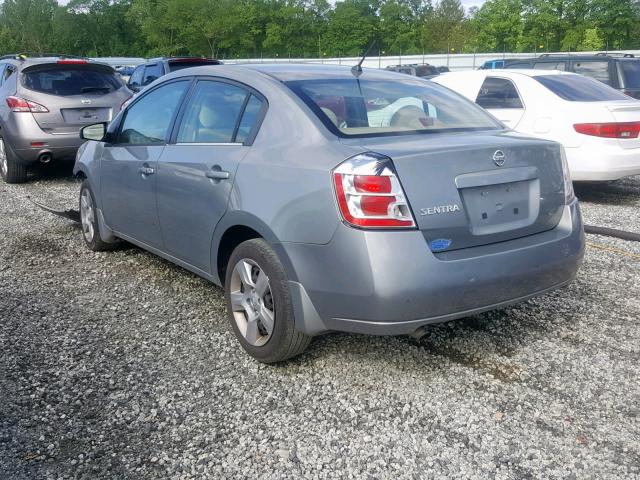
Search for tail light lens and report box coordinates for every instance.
[6,96,49,113]
[574,122,640,139]
[333,152,416,229]
[560,147,574,204]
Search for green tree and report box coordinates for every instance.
[323,0,378,57]
[470,0,523,52]
[1,0,58,53]
[422,0,466,53]
[379,0,421,54]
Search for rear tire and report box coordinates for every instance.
[79,180,117,252]
[225,238,311,363]
[0,136,28,184]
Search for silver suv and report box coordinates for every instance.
[0,55,132,183]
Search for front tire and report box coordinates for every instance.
[0,136,27,184]
[79,180,117,252]
[225,239,311,363]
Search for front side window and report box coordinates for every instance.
[535,74,630,102]
[177,81,250,143]
[286,77,501,138]
[476,77,524,109]
[22,66,122,95]
[572,61,611,85]
[118,80,189,145]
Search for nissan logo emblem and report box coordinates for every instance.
[493,150,506,167]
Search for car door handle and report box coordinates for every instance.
[205,170,230,180]
[139,166,155,176]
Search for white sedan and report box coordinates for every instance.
[433,70,640,181]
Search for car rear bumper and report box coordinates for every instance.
[2,114,83,164]
[279,199,584,336]
[566,144,640,181]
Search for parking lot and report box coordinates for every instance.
[0,170,638,479]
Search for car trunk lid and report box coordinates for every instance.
[347,132,565,252]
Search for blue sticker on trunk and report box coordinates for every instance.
[430,239,452,251]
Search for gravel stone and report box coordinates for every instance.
[0,168,639,479]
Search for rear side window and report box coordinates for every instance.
[534,75,630,101]
[572,61,611,85]
[142,64,163,86]
[621,61,640,88]
[22,66,121,95]
[235,95,263,143]
[119,80,189,145]
[476,77,523,109]
[177,81,249,144]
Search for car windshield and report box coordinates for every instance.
[23,66,122,96]
[534,74,630,101]
[286,76,502,137]
[621,61,640,88]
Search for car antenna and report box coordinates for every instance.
[351,40,377,78]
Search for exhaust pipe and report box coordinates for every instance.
[38,152,52,164]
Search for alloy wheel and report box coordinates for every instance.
[80,189,95,243]
[229,258,275,347]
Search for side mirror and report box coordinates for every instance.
[128,83,140,93]
[80,122,107,142]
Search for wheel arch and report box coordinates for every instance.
[212,211,295,287]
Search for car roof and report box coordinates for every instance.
[240,63,409,82]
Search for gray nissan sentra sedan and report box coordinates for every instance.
[73,64,585,363]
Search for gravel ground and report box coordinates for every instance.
[1,168,639,479]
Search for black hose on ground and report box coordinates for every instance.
[584,224,640,242]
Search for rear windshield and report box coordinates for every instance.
[286,77,502,138]
[621,61,640,88]
[23,66,121,96]
[168,60,220,72]
[534,74,630,101]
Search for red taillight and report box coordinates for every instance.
[57,59,88,64]
[6,96,49,113]
[333,153,416,229]
[574,122,640,139]
[354,175,391,193]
